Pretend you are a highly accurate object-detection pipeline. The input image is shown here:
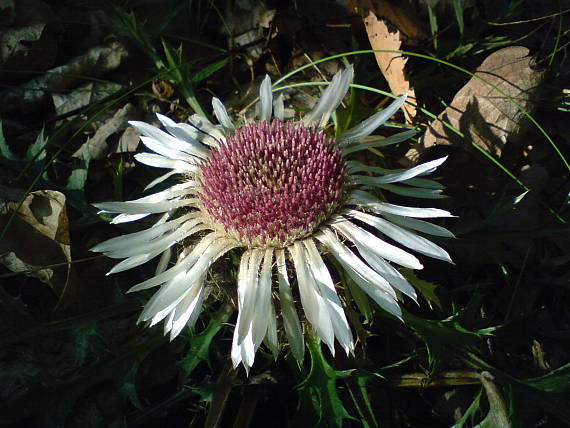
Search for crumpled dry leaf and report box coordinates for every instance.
[0,0,59,73]
[360,1,417,123]
[72,103,139,159]
[0,40,128,113]
[407,46,545,162]
[116,126,141,154]
[353,0,428,43]
[52,82,122,118]
[224,1,276,60]
[0,190,71,294]
[0,23,45,62]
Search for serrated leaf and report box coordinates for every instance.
[117,363,143,409]
[72,323,107,366]
[179,305,233,379]
[297,333,354,427]
[1,334,165,427]
[24,128,48,162]
[0,121,17,161]
[404,311,497,369]
[401,268,442,310]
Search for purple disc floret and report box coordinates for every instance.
[198,120,346,247]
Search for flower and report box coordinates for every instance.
[92,67,454,371]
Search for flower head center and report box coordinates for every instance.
[197,120,346,247]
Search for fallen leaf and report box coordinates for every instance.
[352,0,429,43]
[0,23,45,62]
[116,126,141,154]
[224,1,276,60]
[407,46,545,162]
[361,3,417,123]
[0,41,128,113]
[73,103,139,159]
[478,372,512,428]
[52,82,122,119]
[0,190,69,290]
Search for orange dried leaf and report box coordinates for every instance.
[363,10,416,123]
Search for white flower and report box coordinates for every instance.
[92,67,454,372]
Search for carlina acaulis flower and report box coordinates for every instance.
[91,66,455,372]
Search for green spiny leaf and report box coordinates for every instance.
[401,268,442,311]
[297,332,354,427]
[179,305,233,379]
[0,121,17,161]
[404,311,496,369]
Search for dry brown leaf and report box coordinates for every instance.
[0,190,73,298]
[362,8,417,123]
[72,103,139,159]
[52,82,122,118]
[407,46,544,162]
[354,0,429,43]
[0,40,128,113]
[116,126,141,154]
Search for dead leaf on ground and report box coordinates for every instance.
[0,40,128,113]
[224,1,276,61]
[0,0,59,74]
[359,0,417,123]
[116,126,141,154]
[52,82,123,119]
[406,46,545,163]
[352,0,429,43]
[72,103,139,160]
[0,189,82,309]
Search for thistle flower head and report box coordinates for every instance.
[92,67,455,372]
[198,120,346,247]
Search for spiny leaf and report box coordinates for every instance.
[71,323,107,366]
[179,305,233,379]
[297,332,354,427]
[116,363,143,409]
[404,310,497,369]
[401,268,442,310]
[0,121,17,161]
[24,127,48,162]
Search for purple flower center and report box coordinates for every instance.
[198,120,346,247]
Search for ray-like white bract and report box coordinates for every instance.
[92,67,454,372]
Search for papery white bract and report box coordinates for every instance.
[92,67,454,372]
